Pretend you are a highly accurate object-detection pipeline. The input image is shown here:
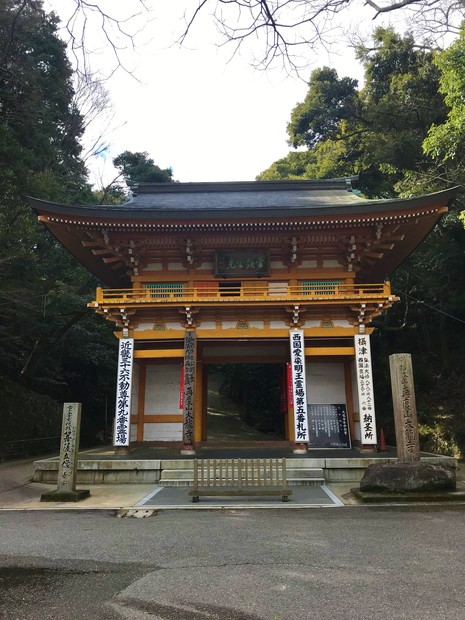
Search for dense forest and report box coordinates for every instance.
[1,1,464,456]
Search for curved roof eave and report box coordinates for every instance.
[27,186,460,221]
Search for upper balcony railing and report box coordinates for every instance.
[93,282,392,306]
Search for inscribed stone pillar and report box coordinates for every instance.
[113,338,134,448]
[289,329,309,452]
[389,353,420,463]
[41,403,90,502]
[182,330,196,452]
[354,334,377,446]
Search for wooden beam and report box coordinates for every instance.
[143,414,183,423]
[134,349,184,358]
[137,362,146,442]
[304,347,355,356]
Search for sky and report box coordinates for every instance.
[43,1,400,188]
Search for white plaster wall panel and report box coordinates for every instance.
[222,321,237,329]
[130,424,137,441]
[134,323,154,331]
[333,320,351,327]
[248,321,264,329]
[167,262,186,271]
[165,322,184,330]
[303,320,320,328]
[130,363,140,416]
[300,260,317,268]
[145,363,182,415]
[198,262,213,270]
[322,259,340,268]
[144,262,162,271]
[268,282,288,295]
[199,321,216,329]
[270,260,285,269]
[270,320,287,328]
[306,362,346,404]
[144,423,182,441]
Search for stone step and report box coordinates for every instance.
[159,458,326,470]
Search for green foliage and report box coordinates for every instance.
[261,28,447,198]
[113,150,174,185]
[0,1,117,439]
[259,26,465,456]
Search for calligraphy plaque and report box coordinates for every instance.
[289,330,309,443]
[214,249,269,278]
[183,331,196,445]
[389,353,420,462]
[308,404,351,448]
[114,338,134,447]
[354,334,377,445]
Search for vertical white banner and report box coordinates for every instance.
[289,330,309,443]
[114,338,134,447]
[354,334,377,445]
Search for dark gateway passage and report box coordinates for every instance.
[206,364,286,442]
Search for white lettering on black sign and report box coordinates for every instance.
[289,330,309,443]
[308,404,351,448]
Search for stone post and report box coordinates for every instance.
[41,403,90,502]
[389,353,420,463]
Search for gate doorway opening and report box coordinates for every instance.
[206,364,287,442]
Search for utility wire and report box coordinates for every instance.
[393,289,465,325]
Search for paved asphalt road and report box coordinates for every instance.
[1,506,465,619]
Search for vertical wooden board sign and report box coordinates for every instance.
[183,331,196,445]
[289,330,309,443]
[114,338,134,447]
[354,334,377,445]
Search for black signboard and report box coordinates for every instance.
[308,404,351,448]
[214,249,269,278]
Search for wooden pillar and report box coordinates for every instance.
[136,361,146,443]
[286,362,295,442]
[201,366,208,441]
[193,360,203,444]
[181,330,196,454]
[344,361,356,443]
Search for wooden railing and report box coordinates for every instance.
[93,282,392,305]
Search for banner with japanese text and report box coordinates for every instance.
[289,330,309,443]
[113,338,134,447]
[354,334,377,445]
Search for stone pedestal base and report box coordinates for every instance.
[180,444,196,455]
[293,443,308,455]
[40,489,90,502]
[114,446,130,456]
[360,462,456,493]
